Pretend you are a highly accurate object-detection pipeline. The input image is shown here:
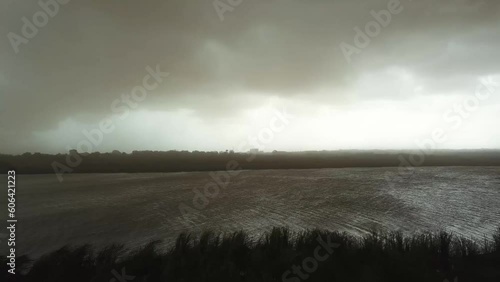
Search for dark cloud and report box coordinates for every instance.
[1,0,499,153]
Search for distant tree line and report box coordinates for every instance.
[1,150,500,174]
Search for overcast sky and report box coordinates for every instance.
[1,0,499,154]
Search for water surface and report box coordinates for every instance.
[2,167,499,257]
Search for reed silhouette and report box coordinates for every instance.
[2,227,499,282]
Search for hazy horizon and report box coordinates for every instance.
[4,148,500,156]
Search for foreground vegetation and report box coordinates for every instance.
[3,227,500,282]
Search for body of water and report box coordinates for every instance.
[2,167,500,257]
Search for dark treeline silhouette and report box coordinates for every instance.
[1,149,500,174]
[3,227,500,282]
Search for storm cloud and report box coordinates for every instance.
[1,0,499,153]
